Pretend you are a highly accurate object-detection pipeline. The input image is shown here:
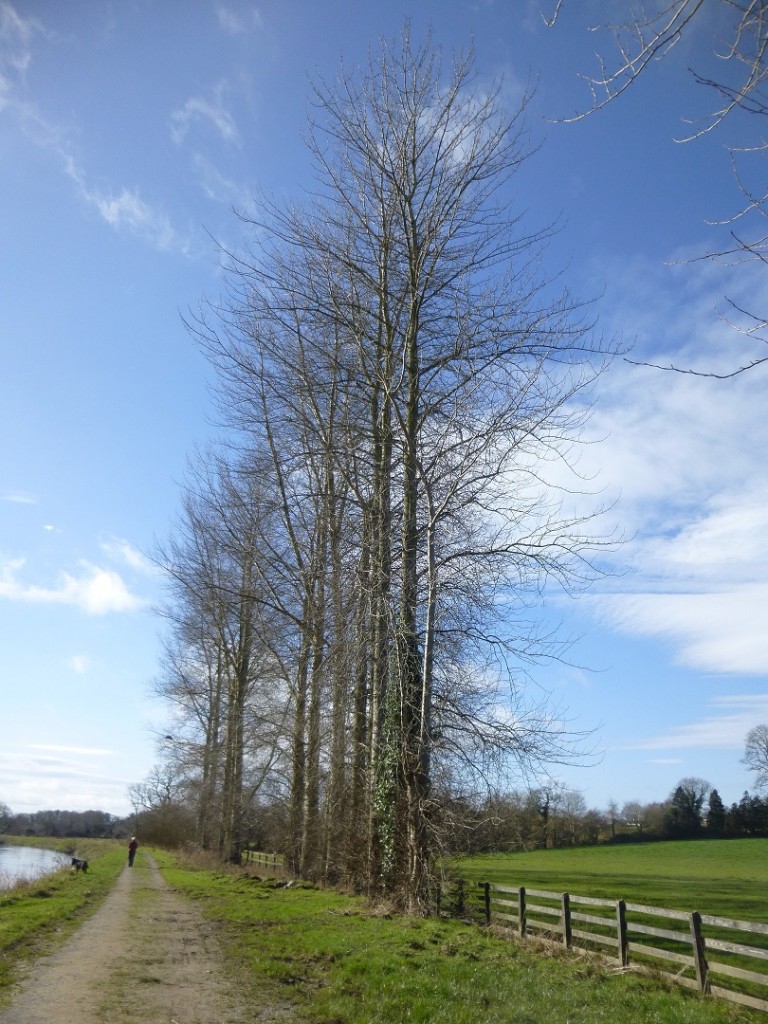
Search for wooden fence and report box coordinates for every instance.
[241,850,285,872]
[474,882,768,1014]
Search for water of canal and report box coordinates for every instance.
[0,845,70,888]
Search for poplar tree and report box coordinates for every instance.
[189,26,614,907]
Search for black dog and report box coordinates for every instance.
[71,857,89,872]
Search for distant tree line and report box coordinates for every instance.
[440,785,604,854]
[0,805,125,839]
[446,777,768,854]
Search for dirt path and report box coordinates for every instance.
[0,854,256,1024]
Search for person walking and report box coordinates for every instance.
[128,836,138,867]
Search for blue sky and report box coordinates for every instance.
[1,1,766,818]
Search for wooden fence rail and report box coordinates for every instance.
[241,850,285,872]
[476,882,768,1014]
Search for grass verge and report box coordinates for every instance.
[156,850,759,1024]
[0,837,125,1003]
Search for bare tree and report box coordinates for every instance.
[743,724,768,789]
[153,452,292,862]
[152,632,224,849]
[621,799,651,834]
[189,25,615,908]
[546,1,768,377]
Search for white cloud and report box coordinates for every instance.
[216,5,263,35]
[1,490,36,504]
[0,746,131,815]
[61,564,145,614]
[595,586,768,674]
[85,185,180,251]
[627,693,768,751]
[640,492,768,584]
[0,2,43,75]
[68,655,90,674]
[0,7,185,254]
[99,536,155,574]
[0,558,146,614]
[29,744,113,756]
[569,255,768,676]
[0,4,53,129]
[171,87,239,146]
[191,152,252,207]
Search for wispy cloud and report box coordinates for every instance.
[1,490,36,504]
[0,2,44,82]
[0,5,186,253]
[0,746,130,814]
[28,744,112,756]
[627,693,768,751]
[570,256,768,676]
[0,557,146,614]
[68,655,90,674]
[99,536,156,574]
[191,152,253,207]
[62,147,186,252]
[85,186,180,251]
[592,586,768,675]
[216,5,263,35]
[170,86,239,146]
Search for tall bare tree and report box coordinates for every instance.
[190,25,614,908]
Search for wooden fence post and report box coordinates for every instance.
[616,899,628,966]
[561,892,572,948]
[480,882,491,925]
[689,911,710,994]
[456,878,465,917]
[518,887,527,938]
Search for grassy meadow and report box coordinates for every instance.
[452,838,768,923]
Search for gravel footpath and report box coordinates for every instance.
[0,853,250,1024]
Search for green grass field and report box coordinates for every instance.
[453,838,768,923]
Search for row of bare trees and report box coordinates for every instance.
[150,28,614,909]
